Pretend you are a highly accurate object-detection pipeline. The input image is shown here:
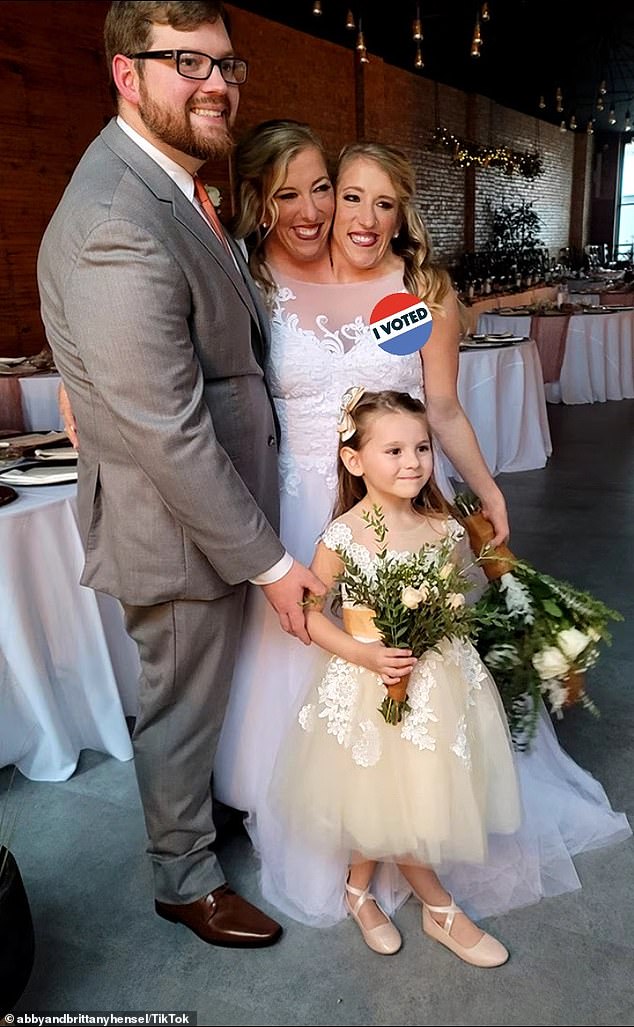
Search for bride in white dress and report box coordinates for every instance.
[214,127,630,926]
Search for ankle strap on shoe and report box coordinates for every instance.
[424,896,460,934]
[345,881,370,916]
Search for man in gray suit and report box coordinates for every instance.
[37,1,322,948]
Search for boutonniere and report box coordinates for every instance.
[204,185,221,209]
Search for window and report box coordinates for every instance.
[616,141,634,261]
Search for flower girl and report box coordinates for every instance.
[270,388,521,967]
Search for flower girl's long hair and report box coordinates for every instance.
[333,391,451,520]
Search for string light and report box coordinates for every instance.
[625,110,632,132]
[586,119,594,135]
[555,87,563,114]
[608,105,617,125]
[538,95,546,109]
[481,2,490,21]
[414,41,424,69]
[560,120,567,133]
[596,96,605,112]
[345,8,355,31]
[569,114,577,130]
[599,78,607,95]
[312,0,322,15]
[431,127,543,179]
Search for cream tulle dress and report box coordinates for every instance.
[269,514,522,869]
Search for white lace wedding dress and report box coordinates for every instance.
[214,268,631,926]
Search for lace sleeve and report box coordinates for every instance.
[321,520,353,554]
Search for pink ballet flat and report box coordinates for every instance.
[345,880,402,955]
[421,895,509,968]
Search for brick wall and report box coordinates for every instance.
[0,1,590,355]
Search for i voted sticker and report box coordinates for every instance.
[370,292,433,355]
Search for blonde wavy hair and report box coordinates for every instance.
[231,119,331,306]
[336,142,451,315]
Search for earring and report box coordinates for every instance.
[393,230,400,239]
[261,222,268,231]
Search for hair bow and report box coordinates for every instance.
[336,386,366,442]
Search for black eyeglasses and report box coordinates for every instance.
[128,50,248,84]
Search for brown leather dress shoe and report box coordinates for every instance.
[155,883,282,948]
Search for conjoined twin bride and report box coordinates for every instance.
[215,121,630,927]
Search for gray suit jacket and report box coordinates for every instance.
[38,119,283,605]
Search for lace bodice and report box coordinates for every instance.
[321,517,465,592]
[266,269,425,494]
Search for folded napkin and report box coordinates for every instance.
[0,464,78,486]
[0,430,68,459]
[0,347,57,377]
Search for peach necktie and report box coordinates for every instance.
[193,175,230,252]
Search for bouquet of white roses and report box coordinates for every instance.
[330,506,483,724]
[454,493,623,747]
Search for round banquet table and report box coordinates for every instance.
[438,338,552,480]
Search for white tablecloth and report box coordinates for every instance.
[19,373,63,430]
[439,339,552,480]
[478,310,634,404]
[561,311,634,403]
[0,484,139,781]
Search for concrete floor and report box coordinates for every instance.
[5,400,634,1026]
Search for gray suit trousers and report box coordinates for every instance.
[122,587,247,904]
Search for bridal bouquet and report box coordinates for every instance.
[330,506,482,724]
[453,493,623,746]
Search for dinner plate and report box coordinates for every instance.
[0,484,18,506]
[464,335,526,345]
[0,464,78,486]
[580,305,626,314]
[460,338,526,350]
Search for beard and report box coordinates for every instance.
[138,83,234,161]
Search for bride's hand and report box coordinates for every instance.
[479,492,509,547]
[359,642,417,685]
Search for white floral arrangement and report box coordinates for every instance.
[453,491,623,748]
[470,556,622,747]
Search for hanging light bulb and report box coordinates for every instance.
[599,78,607,95]
[555,86,563,114]
[538,95,546,109]
[569,114,577,130]
[625,111,632,132]
[596,96,605,112]
[608,105,617,126]
[312,0,322,15]
[412,4,423,41]
[559,120,567,133]
[356,19,369,63]
[471,15,482,57]
[345,8,355,30]
[587,120,594,135]
[481,2,490,21]
[414,41,424,69]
